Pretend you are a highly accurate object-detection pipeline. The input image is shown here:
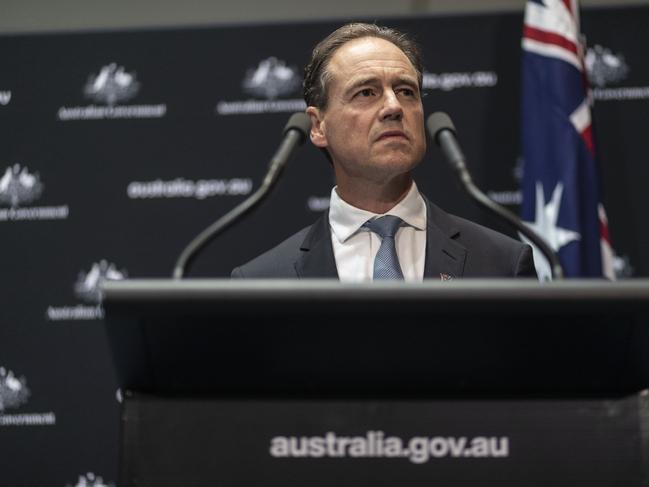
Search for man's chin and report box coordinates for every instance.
[372,153,421,172]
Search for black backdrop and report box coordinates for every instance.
[1,6,648,485]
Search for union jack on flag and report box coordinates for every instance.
[520,0,615,280]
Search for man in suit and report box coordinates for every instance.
[232,23,536,280]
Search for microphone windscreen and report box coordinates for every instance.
[283,112,312,144]
[426,112,457,145]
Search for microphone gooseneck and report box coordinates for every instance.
[426,112,564,280]
[173,112,311,279]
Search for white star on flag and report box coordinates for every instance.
[520,181,580,281]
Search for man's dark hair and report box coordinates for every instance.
[303,23,424,110]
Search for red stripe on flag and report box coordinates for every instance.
[523,25,579,56]
[599,218,611,243]
[562,0,573,15]
[581,125,594,154]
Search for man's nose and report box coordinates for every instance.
[379,90,403,121]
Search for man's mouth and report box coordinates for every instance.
[377,130,408,141]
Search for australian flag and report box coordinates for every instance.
[520,0,614,280]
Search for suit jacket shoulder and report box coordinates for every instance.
[231,213,338,278]
[231,226,311,278]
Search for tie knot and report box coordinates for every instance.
[364,215,403,239]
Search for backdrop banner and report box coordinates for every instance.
[1,6,648,484]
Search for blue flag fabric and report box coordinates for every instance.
[520,0,613,279]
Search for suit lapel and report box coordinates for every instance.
[294,213,339,279]
[423,198,467,279]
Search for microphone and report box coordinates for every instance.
[426,112,564,280]
[173,112,311,279]
[262,112,312,189]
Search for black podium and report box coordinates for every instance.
[102,279,649,486]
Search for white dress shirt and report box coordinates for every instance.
[328,182,427,282]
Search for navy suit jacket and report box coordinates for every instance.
[231,198,537,279]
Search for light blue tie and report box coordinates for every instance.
[364,215,404,280]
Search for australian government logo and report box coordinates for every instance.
[66,472,115,487]
[0,164,69,222]
[216,57,306,115]
[586,44,649,101]
[58,62,167,121]
[0,366,56,427]
[47,260,127,321]
[0,89,11,106]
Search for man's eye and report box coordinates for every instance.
[399,88,416,97]
[357,89,374,97]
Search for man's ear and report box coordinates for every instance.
[306,106,327,148]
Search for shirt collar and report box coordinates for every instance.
[329,181,427,244]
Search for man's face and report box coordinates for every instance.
[307,37,426,185]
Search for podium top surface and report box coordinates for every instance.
[103,277,649,297]
[102,278,649,314]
